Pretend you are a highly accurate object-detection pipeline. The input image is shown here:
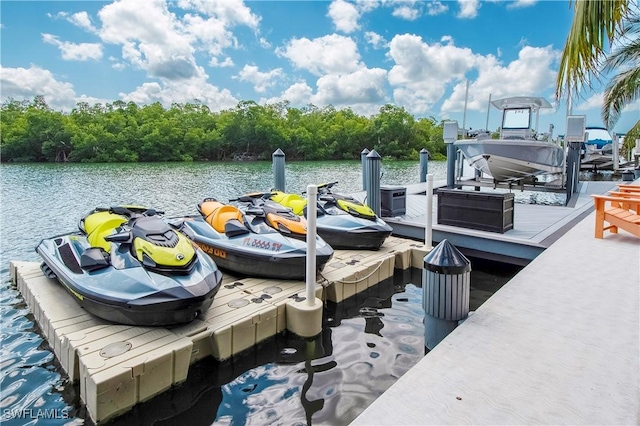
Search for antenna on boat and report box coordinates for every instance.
[461,80,469,137]
[485,93,492,131]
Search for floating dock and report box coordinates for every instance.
[10,236,428,424]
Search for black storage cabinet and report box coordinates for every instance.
[437,189,514,233]
[380,186,406,217]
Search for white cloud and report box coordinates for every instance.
[440,45,560,113]
[574,93,604,112]
[94,0,261,81]
[263,81,315,106]
[354,0,379,14]
[387,34,476,113]
[312,68,388,109]
[177,0,260,29]
[392,5,421,21]
[235,65,283,93]
[276,34,362,76]
[98,0,202,80]
[507,0,537,10]
[120,77,238,111]
[68,11,98,32]
[327,0,361,33]
[259,37,271,48]
[0,65,77,110]
[181,14,237,57]
[426,1,448,16]
[364,31,387,49]
[209,57,234,68]
[42,33,103,61]
[458,0,480,19]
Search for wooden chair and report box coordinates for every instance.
[616,184,640,193]
[606,191,640,214]
[592,194,640,239]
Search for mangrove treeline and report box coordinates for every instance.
[1,96,450,163]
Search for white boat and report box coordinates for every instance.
[454,96,565,182]
[580,126,619,170]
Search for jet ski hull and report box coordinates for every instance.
[36,234,223,326]
[177,216,333,280]
[312,214,392,249]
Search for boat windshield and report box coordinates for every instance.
[502,108,531,129]
[586,128,612,142]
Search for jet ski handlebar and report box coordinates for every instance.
[230,192,274,204]
[94,206,165,218]
[302,181,338,195]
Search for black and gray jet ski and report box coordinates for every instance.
[36,206,223,326]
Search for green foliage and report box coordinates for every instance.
[0,97,448,163]
[622,120,640,160]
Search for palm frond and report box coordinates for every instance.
[555,0,629,101]
[602,66,640,128]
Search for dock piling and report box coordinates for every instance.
[365,150,382,216]
[420,149,429,183]
[443,121,459,189]
[361,148,370,190]
[272,148,286,191]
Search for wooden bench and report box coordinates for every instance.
[592,194,640,239]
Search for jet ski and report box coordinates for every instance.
[263,182,393,250]
[36,206,223,326]
[172,198,333,280]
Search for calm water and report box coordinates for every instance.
[0,160,447,425]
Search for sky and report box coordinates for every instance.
[1,0,638,136]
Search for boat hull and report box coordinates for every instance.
[177,216,333,280]
[455,139,565,182]
[36,235,223,326]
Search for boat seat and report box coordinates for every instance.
[592,194,640,239]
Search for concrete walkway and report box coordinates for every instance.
[352,208,639,425]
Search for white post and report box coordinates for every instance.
[612,133,619,171]
[306,184,317,306]
[425,174,433,249]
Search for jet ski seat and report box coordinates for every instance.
[207,205,245,234]
[83,211,127,252]
[276,193,307,215]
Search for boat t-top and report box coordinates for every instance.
[454,96,565,183]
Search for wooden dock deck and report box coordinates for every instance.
[368,180,621,265]
[352,186,640,424]
[10,236,428,424]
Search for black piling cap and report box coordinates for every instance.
[424,239,471,274]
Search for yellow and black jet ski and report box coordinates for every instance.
[174,198,333,280]
[265,182,393,250]
[36,206,223,326]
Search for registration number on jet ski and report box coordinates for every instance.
[242,238,282,252]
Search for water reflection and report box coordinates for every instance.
[108,273,425,426]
